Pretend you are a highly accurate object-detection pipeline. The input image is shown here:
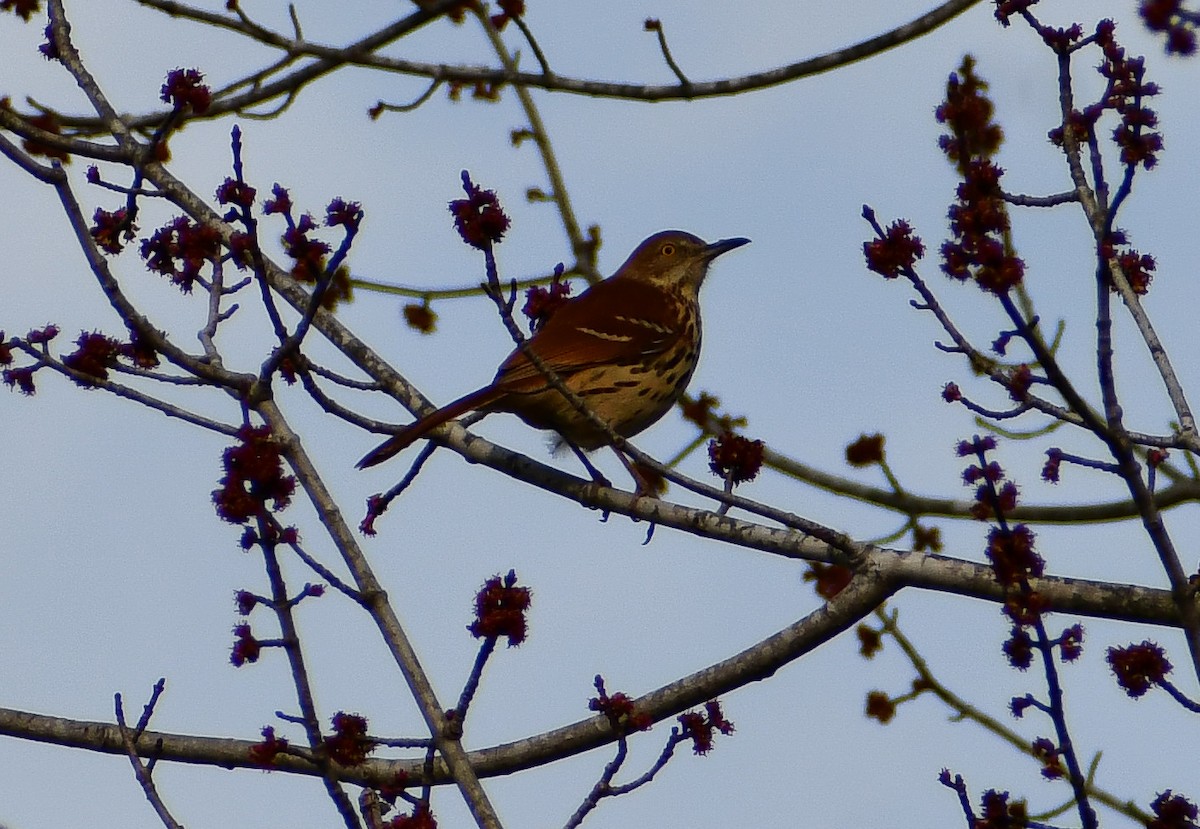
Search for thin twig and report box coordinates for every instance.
[351,269,564,301]
[256,523,361,829]
[65,0,985,121]
[455,639,497,719]
[475,9,595,279]
[564,738,628,829]
[371,79,443,115]
[115,687,185,829]
[879,609,1151,824]
[510,15,553,77]
[646,20,690,87]
[257,402,503,829]
[14,343,242,437]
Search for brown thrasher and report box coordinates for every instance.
[357,230,749,471]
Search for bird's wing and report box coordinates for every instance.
[494,278,686,391]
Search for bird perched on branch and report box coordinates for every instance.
[357,230,749,481]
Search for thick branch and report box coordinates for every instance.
[0,553,1186,785]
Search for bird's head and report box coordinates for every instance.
[614,230,749,293]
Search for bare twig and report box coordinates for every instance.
[115,686,185,829]
[474,9,595,279]
[13,342,242,437]
[258,401,504,829]
[371,79,443,115]
[455,639,497,719]
[644,19,691,87]
[877,609,1151,824]
[256,524,362,829]
[59,0,985,123]
[509,14,553,78]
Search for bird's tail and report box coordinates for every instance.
[356,385,502,469]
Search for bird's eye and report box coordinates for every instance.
[660,243,676,257]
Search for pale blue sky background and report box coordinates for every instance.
[2,1,1198,827]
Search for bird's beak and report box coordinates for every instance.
[704,237,751,260]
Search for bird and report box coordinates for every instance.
[357,230,749,478]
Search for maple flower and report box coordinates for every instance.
[450,171,510,249]
[468,570,531,646]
